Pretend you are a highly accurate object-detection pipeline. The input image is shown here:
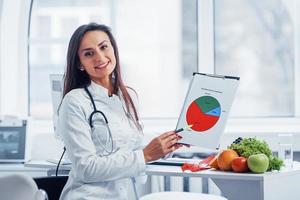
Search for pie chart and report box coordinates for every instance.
[186,96,221,132]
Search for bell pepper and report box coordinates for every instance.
[181,155,215,172]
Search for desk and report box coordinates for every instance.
[25,161,300,200]
[0,163,48,177]
[146,163,300,200]
[25,160,70,176]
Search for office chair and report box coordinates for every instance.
[140,191,228,200]
[34,176,68,200]
[0,174,47,200]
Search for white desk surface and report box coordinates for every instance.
[25,159,300,180]
[24,160,300,200]
[0,163,48,171]
[25,160,71,171]
[146,162,300,181]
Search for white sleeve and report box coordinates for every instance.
[58,93,146,183]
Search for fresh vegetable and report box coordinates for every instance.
[217,149,239,171]
[247,154,269,173]
[228,137,283,171]
[268,155,284,171]
[181,155,215,172]
[231,157,249,173]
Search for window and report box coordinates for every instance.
[29,0,198,119]
[1,0,298,135]
[214,0,296,118]
[29,0,112,118]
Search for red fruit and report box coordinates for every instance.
[231,157,249,173]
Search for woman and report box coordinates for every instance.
[58,23,184,200]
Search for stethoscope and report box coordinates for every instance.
[84,86,119,156]
[84,86,138,200]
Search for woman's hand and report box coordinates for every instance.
[143,131,184,162]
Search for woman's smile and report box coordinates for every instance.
[95,61,109,69]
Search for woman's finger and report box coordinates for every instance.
[166,146,176,154]
[173,143,183,150]
[160,131,176,139]
[166,138,178,148]
[163,134,178,144]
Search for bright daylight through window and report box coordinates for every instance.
[29,0,298,121]
[214,0,295,117]
[29,0,198,119]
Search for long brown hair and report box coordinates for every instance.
[63,23,142,131]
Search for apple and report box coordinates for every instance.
[247,154,269,173]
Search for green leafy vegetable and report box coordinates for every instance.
[268,156,284,171]
[228,137,283,171]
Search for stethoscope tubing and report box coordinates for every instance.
[84,86,119,156]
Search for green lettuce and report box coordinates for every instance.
[228,137,283,171]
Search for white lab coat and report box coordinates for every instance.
[58,81,146,200]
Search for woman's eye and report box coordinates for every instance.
[84,51,94,57]
[100,45,108,50]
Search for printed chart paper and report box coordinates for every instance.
[176,73,239,149]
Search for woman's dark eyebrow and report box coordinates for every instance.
[98,40,108,47]
[81,40,108,52]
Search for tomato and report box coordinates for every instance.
[231,157,249,173]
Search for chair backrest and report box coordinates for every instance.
[0,174,47,200]
[34,176,68,200]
